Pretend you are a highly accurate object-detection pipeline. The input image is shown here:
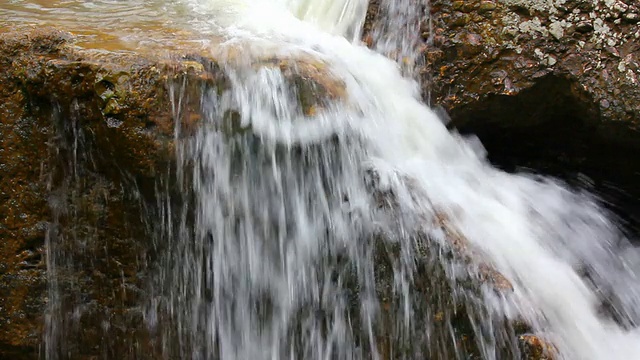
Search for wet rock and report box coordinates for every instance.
[364,169,539,358]
[519,334,557,360]
[0,26,345,358]
[257,57,346,116]
[365,2,640,356]
[478,1,497,14]
[371,0,640,243]
[420,0,640,139]
[575,20,594,33]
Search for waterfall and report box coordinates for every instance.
[147,0,640,359]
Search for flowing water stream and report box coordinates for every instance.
[21,0,640,359]
[144,0,640,359]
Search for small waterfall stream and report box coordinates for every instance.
[37,0,640,359]
[146,0,640,359]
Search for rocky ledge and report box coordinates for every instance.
[0,27,345,358]
[5,1,640,354]
[0,26,215,358]
[413,0,640,231]
[0,25,556,359]
[427,0,640,132]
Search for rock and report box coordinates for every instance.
[430,211,514,292]
[213,44,347,118]
[421,0,640,143]
[624,13,640,23]
[519,334,557,360]
[0,26,212,358]
[253,57,347,116]
[362,1,640,356]
[364,169,546,358]
[0,26,347,358]
[575,20,594,33]
[478,1,497,13]
[403,0,640,232]
[389,0,640,243]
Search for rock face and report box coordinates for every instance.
[420,0,640,233]
[1,26,510,359]
[427,0,640,135]
[0,27,207,358]
[0,27,350,358]
[3,2,638,354]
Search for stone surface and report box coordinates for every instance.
[366,170,546,359]
[0,26,209,359]
[362,2,640,358]
[5,1,639,354]
[406,0,640,249]
[519,334,557,360]
[424,0,640,140]
[0,26,344,358]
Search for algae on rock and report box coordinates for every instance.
[0,26,347,358]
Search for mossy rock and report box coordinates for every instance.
[0,26,352,358]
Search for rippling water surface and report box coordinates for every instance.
[0,0,209,50]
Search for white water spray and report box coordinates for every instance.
[153,0,640,359]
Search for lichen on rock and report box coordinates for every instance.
[424,0,640,134]
[0,26,352,358]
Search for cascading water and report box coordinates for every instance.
[146,0,640,359]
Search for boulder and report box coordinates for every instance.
[425,0,640,138]
[0,26,216,358]
[0,26,345,358]
[415,0,640,241]
[363,0,640,197]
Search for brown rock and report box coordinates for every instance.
[0,26,346,358]
[519,334,557,360]
[575,21,594,33]
[0,26,210,359]
[423,0,640,139]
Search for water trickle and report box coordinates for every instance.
[368,0,430,80]
[142,0,640,359]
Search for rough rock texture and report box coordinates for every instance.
[367,170,556,360]
[4,4,629,354]
[419,0,640,236]
[427,0,640,137]
[0,27,344,358]
[0,27,208,359]
[364,2,637,359]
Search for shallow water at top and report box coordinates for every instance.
[0,0,214,50]
[8,0,640,359]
